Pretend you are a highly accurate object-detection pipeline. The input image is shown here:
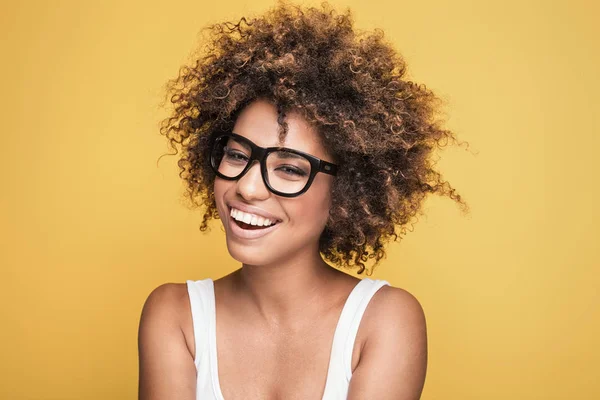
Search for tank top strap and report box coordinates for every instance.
[342,278,391,380]
[187,278,213,367]
[187,278,222,399]
[324,277,391,392]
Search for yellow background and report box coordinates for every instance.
[1,0,598,399]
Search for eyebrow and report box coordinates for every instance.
[272,150,309,161]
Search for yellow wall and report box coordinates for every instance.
[1,0,598,399]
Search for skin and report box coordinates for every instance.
[138,99,428,399]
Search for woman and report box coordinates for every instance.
[138,2,466,399]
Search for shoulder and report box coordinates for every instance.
[138,282,196,399]
[347,283,427,399]
[140,282,190,325]
[362,283,427,357]
[139,282,194,353]
[138,282,192,352]
[366,284,427,333]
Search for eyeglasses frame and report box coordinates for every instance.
[209,132,338,198]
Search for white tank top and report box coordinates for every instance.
[186,277,391,400]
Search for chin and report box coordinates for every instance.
[225,242,279,267]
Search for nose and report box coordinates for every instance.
[236,160,270,200]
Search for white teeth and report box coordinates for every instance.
[230,207,277,227]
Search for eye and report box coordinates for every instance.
[224,147,249,161]
[277,165,307,177]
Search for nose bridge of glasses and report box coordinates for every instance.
[237,155,269,192]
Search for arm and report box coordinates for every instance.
[138,283,196,400]
[347,287,428,400]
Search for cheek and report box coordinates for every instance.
[291,179,332,228]
[213,177,224,197]
[213,178,230,218]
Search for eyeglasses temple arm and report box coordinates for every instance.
[320,161,338,176]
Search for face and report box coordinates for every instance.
[213,98,336,266]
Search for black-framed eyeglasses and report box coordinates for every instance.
[209,132,338,197]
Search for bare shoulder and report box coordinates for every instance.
[141,282,190,311]
[138,282,196,400]
[360,284,427,361]
[139,282,191,334]
[365,284,427,332]
[139,282,196,360]
[348,284,427,400]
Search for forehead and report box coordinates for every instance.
[232,99,330,160]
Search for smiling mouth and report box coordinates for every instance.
[227,206,281,231]
[233,219,275,230]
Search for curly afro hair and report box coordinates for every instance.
[159,0,469,275]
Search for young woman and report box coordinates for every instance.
[138,2,466,399]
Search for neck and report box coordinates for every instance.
[232,247,338,328]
